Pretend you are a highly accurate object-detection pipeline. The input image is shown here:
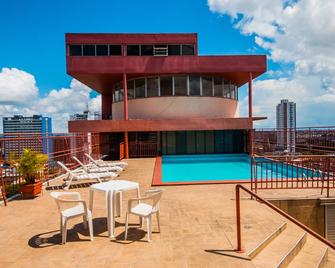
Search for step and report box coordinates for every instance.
[252,225,306,268]
[324,249,335,268]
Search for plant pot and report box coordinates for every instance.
[20,181,43,198]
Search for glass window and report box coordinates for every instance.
[160,76,173,96]
[83,45,95,56]
[205,131,215,153]
[168,45,181,55]
[223,80,230,98]
[182,44,195,55]
[230,83,235,99]
[141,45,153,56]
[189,76,200,96]
[186,131,196,154]
[174,76,188,96]
[127,80,135,99]
[69,45,82,56]
[196,131,205,153]
[154,44,168,56]
[96,45,108,56]
[119,88,124,101]
[166,132,176,154]
[202,76,213,96]
[115,82,123,101]
[127,45,140,56]
[109,45,122,55]
[114,90,120,102]
[135,78,145,98]
[147,77,159,97]
[214,77,223,97]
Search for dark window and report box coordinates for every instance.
[96,45,108,56]
[141,45,153,56]
[135,78,145,97]
[127,45,140,56]
[168,45,181,55]
[127,80,135,99]
[174,76,187,96]
[69,45,82,56]
[189,76,200,96]
[147,77,159,97]
[214,77,223,97]
[223,80,230,98]
[83,45,95,56]
[160,76,173,96]
[109,45,122,56]
[202,76,213,96]
[182,44,195,55]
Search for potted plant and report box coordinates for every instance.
[15,149,48,198]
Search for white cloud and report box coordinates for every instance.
[0,68,101,132]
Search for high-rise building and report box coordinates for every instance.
[2,115,52,159]
[276,99,296,153]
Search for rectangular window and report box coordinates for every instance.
[196,131,205,153]
[160,76,173,96]
[83,45,95,56]
[69,45,82,56]
[147,77,159,97]
[214,77,223,97]
[168,45,181,55]
[109,45,122,55]
[182,44,195,55]
[127,45,140,56]
[186,131,196,154]
[96,45,108,56]
[135,78,145,98]
[127,80,135,99]
[141,45,153,56]
[223,80,230,98]
[189,76,200,96]
[202,76,213,96]
[174,76,187,96]
[154,44,168,56]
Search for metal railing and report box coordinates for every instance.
[129,141,158,158]
[235,184,335,252]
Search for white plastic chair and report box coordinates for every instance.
[85,153,128,168]
[72,156,123,173]
[124,189,163,242]
[50,191,93,244]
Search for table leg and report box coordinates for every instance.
[107,190,113,238]
[89,189,94,212]
[111,191,116,238]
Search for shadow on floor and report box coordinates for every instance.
[205,249,251,261]
[45,182,95,191]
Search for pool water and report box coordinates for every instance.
[161,154,316,183]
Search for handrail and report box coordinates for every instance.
[235,184,335,252]
[1,168,7,206]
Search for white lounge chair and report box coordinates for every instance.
[57,161,118,190]
[124,189,163,242]
[50,191,93,244]
[85,153,128,168]
[72,156,123,174]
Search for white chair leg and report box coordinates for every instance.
[124,212,129,240]
[139,216,142,227]
[147,216,152,242]
[62,217,67,244]
[83,215,88,229]
[88,214,94,241]
[156,211,161,233]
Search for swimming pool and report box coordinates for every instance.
[161,154,316,183]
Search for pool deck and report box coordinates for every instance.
[1,158,334,267]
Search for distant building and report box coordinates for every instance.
[276,99,296,153]
[2,115,52,159]
[70,111,89,121]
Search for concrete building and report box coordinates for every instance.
[70,110,89,120]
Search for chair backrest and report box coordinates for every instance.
[72,156,87,171]
[50,191,82,212]
[85,153,99,166]
[146,189,163,212]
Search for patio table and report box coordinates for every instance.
[89,180,140,238]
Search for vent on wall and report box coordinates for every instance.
[154,45,168,56]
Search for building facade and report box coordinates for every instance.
[276,99,296,153]
[70,111,89,121]
[66,33,267,159]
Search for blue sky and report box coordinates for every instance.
[1,0,334,131]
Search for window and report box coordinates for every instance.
[96,45,108,56]
[202,76,213,96]
[69,45,82,56]
[127,45,140,56]
[160,76,173,96]
[141,45,153,56]
[189,76,200,96]
[109,45,122,56]
[115,82,123,101]
[147,77,159,97]
[154,44,168,56]
[182,44,195,55]
[214,77,223,97]
[83,45,95,56]
[127,80,135,99]
[223,80,230,98]
[135,78,145,98]
[168,45,181,55]
[174,76,187,96]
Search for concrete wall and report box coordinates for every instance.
[112,96,239,120]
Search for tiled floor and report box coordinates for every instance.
[0,158,331,267]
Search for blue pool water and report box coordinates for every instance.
[162,154,317,183]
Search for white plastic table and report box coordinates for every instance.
[89,180,140,238]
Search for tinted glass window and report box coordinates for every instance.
[127,45,140,56]
[141,45,153,56]
[160,76,173,96]
[214,77,223,97]
[182,44,195,55]
[96,45,108,56]
[202,76,213,96]
[223,80,230,98]
[147,77,159,97]
[127,80,135,99]
[109,45,122,55]
[174,76,187,96]
[189,76,200,96]
[69,45,82,56]
[168,45,181,55]
[83,45,95,56]
[135,78,145,97]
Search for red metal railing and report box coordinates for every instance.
[129,141,158,158]
[235,184,335,252]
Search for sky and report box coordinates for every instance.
[0,0,334,132]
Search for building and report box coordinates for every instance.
[2,115,52,159]
[276,99,296,153]
[70,110,89,120]
[66,33,267,159]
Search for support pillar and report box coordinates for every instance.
[123,72,129,158]
[248,72,254,155]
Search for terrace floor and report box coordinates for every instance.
[0,158,333,268]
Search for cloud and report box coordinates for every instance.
[0,67,101,132]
